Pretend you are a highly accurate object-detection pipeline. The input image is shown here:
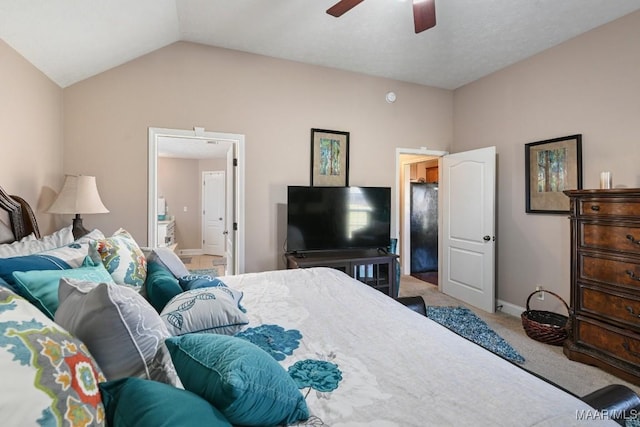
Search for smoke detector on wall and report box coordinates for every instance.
[386,92,397,103]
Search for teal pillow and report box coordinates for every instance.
[165,334,309,426]
[99,377,231,427]
[12,257,114,319]
[0,254,72,291]
[145,261,183,312]
[178,275,226,291]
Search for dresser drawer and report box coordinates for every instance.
[580,253,640,289]
[580,200,640,217]
[581,223,640,255]
[579,286,640,328]
[576,317,640,366]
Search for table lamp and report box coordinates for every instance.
[48,175,109,239]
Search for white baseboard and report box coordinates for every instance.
[497,299,525,318]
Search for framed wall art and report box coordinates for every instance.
[525,134,582,213]
[310,128,350,187]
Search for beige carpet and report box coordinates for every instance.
[400,275,640,398]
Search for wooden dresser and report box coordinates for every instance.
[564,188,640,385]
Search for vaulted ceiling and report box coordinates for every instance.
[1,0,638,89]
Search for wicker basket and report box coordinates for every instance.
[521,290,570,346]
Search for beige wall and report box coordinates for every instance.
[453,11,640,310]
[158,157,199,249]
[63,41,453,272]
[0,40,64,234]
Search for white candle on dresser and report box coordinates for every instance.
[599,171,612,189]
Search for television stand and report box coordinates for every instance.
[285,249,399,297]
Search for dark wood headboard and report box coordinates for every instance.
[0,185,41,242]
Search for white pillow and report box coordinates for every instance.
[0,225,74,258]
[55,278,179,385]
[147,247,190,278]
[27,228,105,269]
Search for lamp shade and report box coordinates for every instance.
[48,175,109,214]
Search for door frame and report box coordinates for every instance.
[396,146,497,312]
[395,148,447,286]
[148,127,245,274]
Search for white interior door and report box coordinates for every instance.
[441,146,496,312]
[203,171,225,256]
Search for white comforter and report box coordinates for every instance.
[222,267,616,426]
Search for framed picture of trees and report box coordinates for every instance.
[310,128,350,187]
[525,134,582,213]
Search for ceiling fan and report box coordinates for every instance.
[326,0,436,34]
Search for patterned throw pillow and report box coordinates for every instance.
[90,228,147,287]
[160,287,248,336]
[0,287,106,426]
[55,278,178,385]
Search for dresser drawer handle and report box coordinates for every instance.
[590,205,600,211]
[626,306,640,317]
[622,341,640,359]
[627,235,640,245]
[626,270,640,281]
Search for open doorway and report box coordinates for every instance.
[395,148,447,286]
[396,146,497,313]
[148,127,245,275]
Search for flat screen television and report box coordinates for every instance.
[287,186,391,253]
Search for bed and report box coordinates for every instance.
[0,185,631,426]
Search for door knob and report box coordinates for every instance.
[483,235,491,241]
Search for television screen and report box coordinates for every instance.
[287,186,391,253]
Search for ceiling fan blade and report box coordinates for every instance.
[413,0,436,33]
[327,0,365,17]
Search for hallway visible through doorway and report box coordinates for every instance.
[411,271,438,286]
[180,254,227,276]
